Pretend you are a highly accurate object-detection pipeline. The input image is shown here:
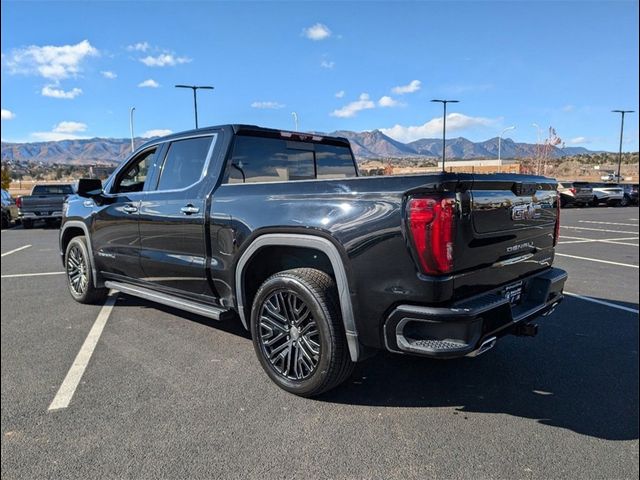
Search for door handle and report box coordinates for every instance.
[122,204,138,214]
[181,204,200,215]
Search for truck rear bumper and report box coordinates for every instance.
[383,267,567,358]
[19,211,63,220]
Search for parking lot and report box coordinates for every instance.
[1,206,638,479]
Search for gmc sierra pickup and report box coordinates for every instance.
[60,125,567,396]
[18,183,74,228]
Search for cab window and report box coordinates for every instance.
[112,148,156,193]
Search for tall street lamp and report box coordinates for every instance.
[612,109,634,181]
[175,84,214,129]
[498,126,515,162]
[129,107,136,153]
[431,99,459,172]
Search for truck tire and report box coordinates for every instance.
[65,236,108,304]
[250,268,354,397]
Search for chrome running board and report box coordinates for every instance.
[104,281,228,321]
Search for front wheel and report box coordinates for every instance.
[65,236,108,304]
[250,268,354,397]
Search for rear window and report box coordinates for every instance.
[32,185,73,195]
[226,135,356,184]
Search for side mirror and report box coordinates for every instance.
[76,178,103,198]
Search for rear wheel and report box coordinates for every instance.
[65,236,108,304]
[590,196,599,207]
[250,268,354,397]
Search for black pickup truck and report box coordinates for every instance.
[60,125,567,396]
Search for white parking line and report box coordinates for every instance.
[579,220,640,227]
[48,293,117,411]
[565,292,639,315]
[558,235,639,247]
[1,245,31,257]
[561,226,639,235]
[1,271,65,278]
[556,253,639,269]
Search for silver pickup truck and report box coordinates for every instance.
[16,184,74,228]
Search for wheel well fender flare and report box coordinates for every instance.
[60,221,99,286]
[235,233,360,362]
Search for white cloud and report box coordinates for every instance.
[569,136,590,144]
[138,78,160,88]
[303,23,332,41]
[1,109,16,120]
[126,42,150,52]
[320,59,335,69]
[141,129,173,138]
[41,85,83,99]
[378,96,402,108]
[391,79,421,95]
[101,70,117,79]
[30,131,87,141]
[4,40,98,81]
[335,90,345,98]
[330,93,375,118]
[381,113,499,143]
[52,121,87,133]
[139,53,191,67]
[562,105,575,113]
[251,101,285,109]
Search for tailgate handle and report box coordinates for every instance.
[512,182,538,196]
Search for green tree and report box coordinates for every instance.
[1,165,12,190]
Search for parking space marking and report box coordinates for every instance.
[561,226,639,235]
[1,244,32,257]
[556,253,639,269]
[1,271,65,278]
[565,292,639,315]
[48,292,117,411]
[579,220,639,227]
[559,235,639,247]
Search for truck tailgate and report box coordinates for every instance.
[453,175,558,299]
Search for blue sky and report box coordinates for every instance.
[1,0,638,151]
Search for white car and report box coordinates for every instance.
[590,183,624,206]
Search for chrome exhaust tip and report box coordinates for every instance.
[467,336,497,357]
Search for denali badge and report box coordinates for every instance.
[511,202,541,221]
[506,242,535,253]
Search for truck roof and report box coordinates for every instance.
[137,124,351,151]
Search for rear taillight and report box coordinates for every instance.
[15,196,22,208]
[407,196,456,275]
[554,192,561,246]
[569,187,577,195]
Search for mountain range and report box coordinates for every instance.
[1,130,596,165]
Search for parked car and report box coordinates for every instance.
[589,183,625,206]
[1,188,19,228]
[557,181,593,207]
[620,184,639,206]
[60,125,567,396]
[16,183,74,228]
[600,172,624,182]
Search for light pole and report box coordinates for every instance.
[498,126,515,162]
[175,85,214,129]
[291,111,299,131]
[129,107,136,153]
[612,110,634,181]
[431,99,459,172]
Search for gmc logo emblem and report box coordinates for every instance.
[511,203,541,221]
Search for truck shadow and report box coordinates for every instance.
[320,297,639,441]
[116,294,638,442]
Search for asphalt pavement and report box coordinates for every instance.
[1,206,638,479]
